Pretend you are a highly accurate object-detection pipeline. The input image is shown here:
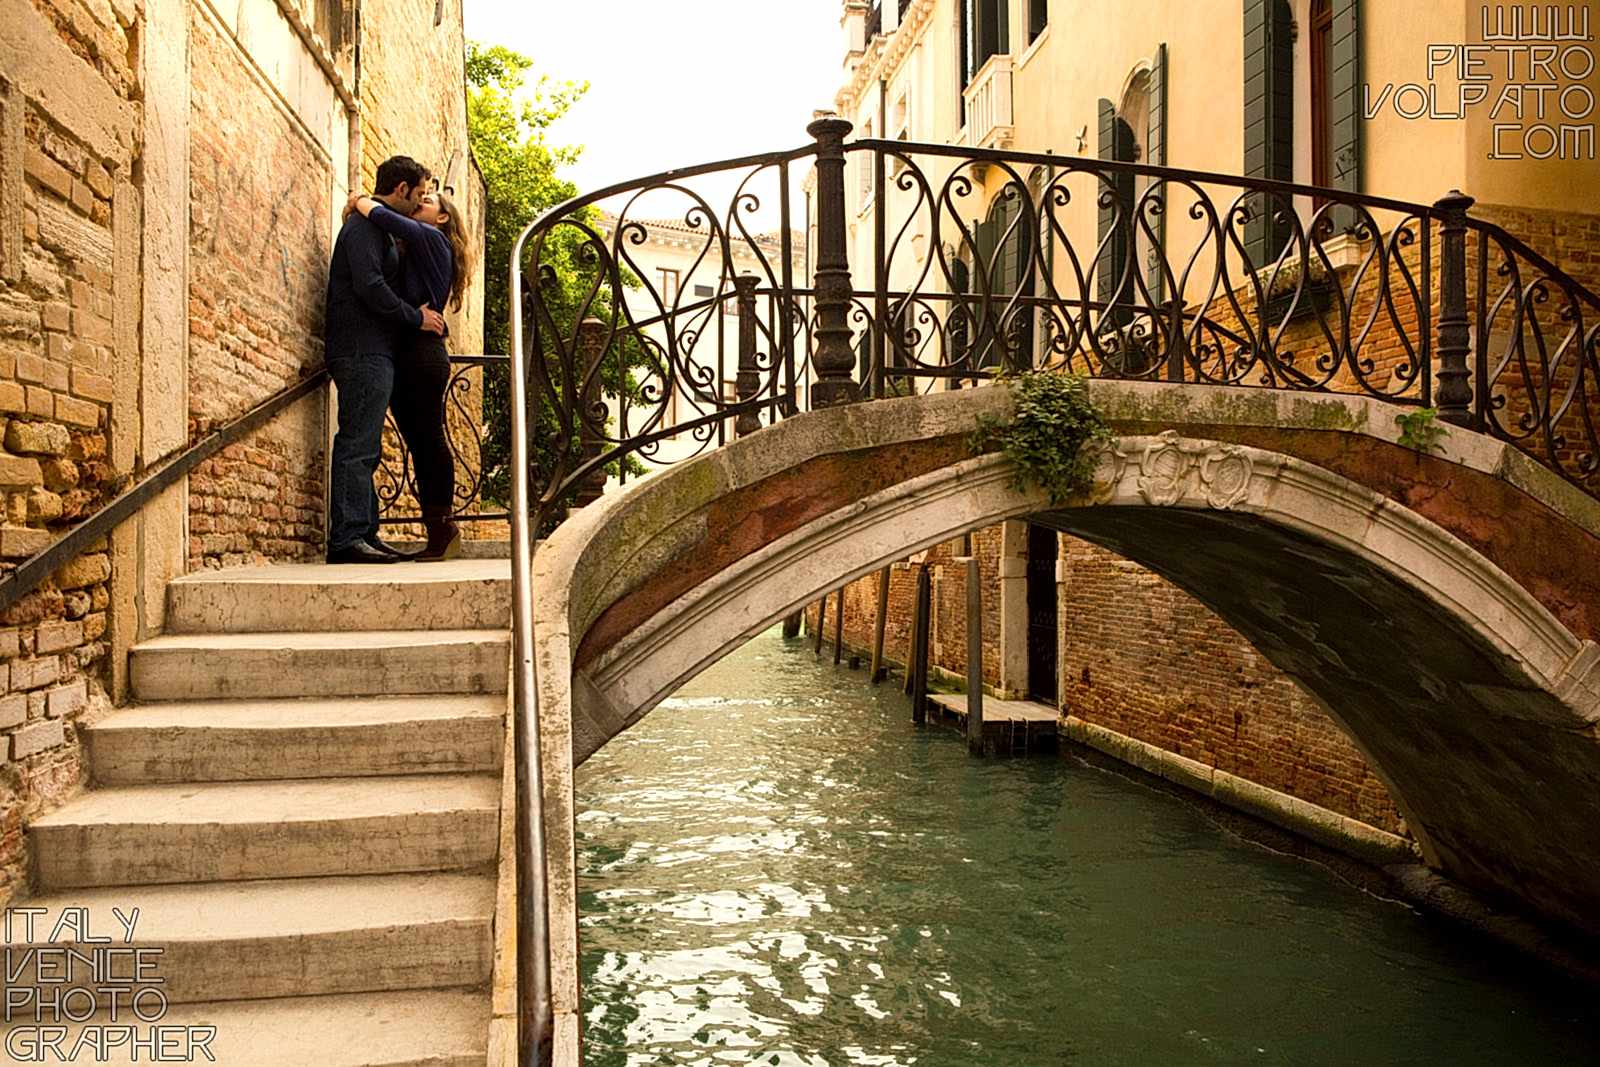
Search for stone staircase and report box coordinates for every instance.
[5,561,513,1066]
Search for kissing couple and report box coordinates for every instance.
[321,154,474,564]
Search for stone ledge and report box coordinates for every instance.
[1061,714,1419,867]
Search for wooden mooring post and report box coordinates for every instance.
[909,564,931,723]
[813,595,827,657]
[965,556,984,755]
[901,577,919,697]
[781,611,801,638]
[869,567,891,683]
[833,587,845,665]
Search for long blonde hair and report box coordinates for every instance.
[432,191,471,313]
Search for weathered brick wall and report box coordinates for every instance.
[0,0,482,905]
[185,5,334,567]
[0,0,138,901]
[356,0,483,351]
[1057,538,1405,835]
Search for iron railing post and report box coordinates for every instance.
[573,318,608,505]
[734,274,762,437]
[1165,297,1187,383]
[1434,190,1475,428]
[872,124,888,398]
[807,115,862,407]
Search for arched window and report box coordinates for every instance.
[1098,45,1166,322]
[969,187,1036,371]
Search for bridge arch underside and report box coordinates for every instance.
[576,456,1600,933]
[535,386,1600,1023]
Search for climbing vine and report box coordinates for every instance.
[969,370,1112,505]
[1395,407,1448,454]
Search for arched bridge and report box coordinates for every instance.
[530,380,1600,1043]
[502,125,1600,1059]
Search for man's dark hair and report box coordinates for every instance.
[374,155,431,195]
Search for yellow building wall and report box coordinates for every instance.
[838,0,1599,286]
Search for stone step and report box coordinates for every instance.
[129,630,509,701]
[0,988,489,1066]
[8,873,494,1003]
[166,560,512,634]
[86,695,505,784]
[29,774,500,889]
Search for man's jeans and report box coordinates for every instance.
[327,352,395,553]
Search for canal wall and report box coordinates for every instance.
[804,527,1410,841]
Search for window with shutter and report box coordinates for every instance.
[1243,0,1294,266]
[981,190,1036,370]
[959,1,1009,90]
[1097,99,1136,330]
[1141,45,1168,304]
[1310,0,1334,198]
[1327,0,1362,232]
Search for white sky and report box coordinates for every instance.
[463,0,846,219]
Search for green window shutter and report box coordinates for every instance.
[1328,0,1362,231]
[1146,43,1168,304]
[974,216,999,369]
[1097,99,1134,327]
[1243,0,1292,265]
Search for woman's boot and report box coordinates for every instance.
[416,514,462,561]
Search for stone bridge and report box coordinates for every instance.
[530,378,1600,1045]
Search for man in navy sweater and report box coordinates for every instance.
[323,155,446,564]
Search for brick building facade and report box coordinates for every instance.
[0,0,484,903]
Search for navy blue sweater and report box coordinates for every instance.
[367,203,456,338]
[324,213,422,358]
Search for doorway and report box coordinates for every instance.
[1026,523,1059,703]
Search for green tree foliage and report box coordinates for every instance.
[467,43,585,361]
[467,43,647,518]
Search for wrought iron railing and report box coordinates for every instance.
[376,354,509,526]
[503,118,1600,1061]
[511,126,1600,517]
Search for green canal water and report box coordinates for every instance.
[575,629,1599,1065]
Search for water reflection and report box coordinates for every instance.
[577,629,1598,1065]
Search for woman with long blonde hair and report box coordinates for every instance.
[348,187,473,559]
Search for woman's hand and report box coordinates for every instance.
[341,193,376,223]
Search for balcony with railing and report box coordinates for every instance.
[964,53,1015,150]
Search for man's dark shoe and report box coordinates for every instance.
[365,536,414,559]
[326,541,401,565]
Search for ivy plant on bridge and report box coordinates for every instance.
[970,370,1112,505]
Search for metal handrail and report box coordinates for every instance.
[0,369,330,616]
[507,234,551,1064]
